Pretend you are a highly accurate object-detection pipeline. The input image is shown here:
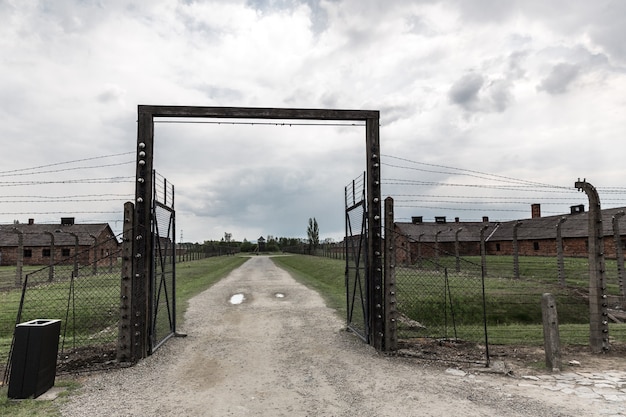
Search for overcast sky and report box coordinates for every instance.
[1,0,626,243]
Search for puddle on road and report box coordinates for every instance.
[229,293,245,305]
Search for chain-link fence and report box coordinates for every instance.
[2,233,123,382]
[389,222,626,362]
[469,255,626,348]
[389,226,489,363]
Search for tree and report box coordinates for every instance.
[307,217,319,254]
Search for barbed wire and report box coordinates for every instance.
[0,152,134,175]
[0,161,134,178]
[0,177,134,187]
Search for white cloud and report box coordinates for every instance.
[1,0,626,240]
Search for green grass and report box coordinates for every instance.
[0,266,43,290]
[0,255,246,414]
[271,255,346,318]
[0,379,80,417]
[174,256,248,327]
[273,255,626,347]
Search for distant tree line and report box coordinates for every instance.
[194,236,307,254]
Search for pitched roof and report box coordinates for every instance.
[0,223,114,247]
[490,206,626,241]
[394,221,498,242]
[395,206,626,243]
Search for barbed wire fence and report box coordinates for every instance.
[381,154,626,360]
[0,152,135,379]
[2,230,126,383]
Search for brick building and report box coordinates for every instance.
[394,205,626,264]
[0,218,119,267]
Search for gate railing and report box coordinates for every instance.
[150,171,176,352]
[345,173,369,342]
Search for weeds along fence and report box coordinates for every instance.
[390,225,626,353]
[1,232,123,382]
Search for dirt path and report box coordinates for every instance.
[60,256,610,416]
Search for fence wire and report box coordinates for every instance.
[2,232,123,382]
[389,227,489,364]
[390,225,626,361]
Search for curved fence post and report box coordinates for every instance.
[575,179,609,353]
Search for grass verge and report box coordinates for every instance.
[271,255,346,318]
[174,256,248,327]
[0,255,247,416]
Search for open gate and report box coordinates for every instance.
[132,105,385,360]
[345,173,369,342]
[150,171,176,352]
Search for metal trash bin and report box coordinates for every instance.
[8,319,61,399]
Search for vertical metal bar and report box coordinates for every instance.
[171,184,177,334]
[344,186,350,328]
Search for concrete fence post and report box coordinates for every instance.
[118,202,134,363]
[480,225,488,277]
[541,293,561,371]
[455,228,463,273]
[575,179,610,353]
[612,211,626,304]
[556,217,567,286]
[513,221,522,279]
[13,228,23,287]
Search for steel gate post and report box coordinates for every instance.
[366,117,384,351]
[384,197,398,351]
[133,108,154,361]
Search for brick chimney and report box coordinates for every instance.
[531,204,541,219]
[482,216,489,223]
[28,218,34,225]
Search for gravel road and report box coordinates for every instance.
[60,256,603,417]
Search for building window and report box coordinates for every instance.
[24,249,32,258]
[496,243,501,252]
[533,242,540,251]
[42,248,51,257]
[62,248,71,257]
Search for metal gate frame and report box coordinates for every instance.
[133,105,384,360]
[150,172,176,352]
[345,173,369,342]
